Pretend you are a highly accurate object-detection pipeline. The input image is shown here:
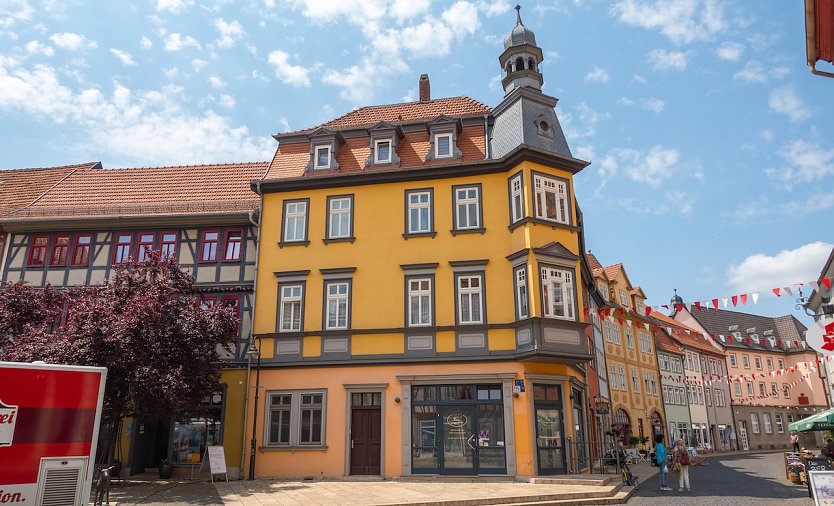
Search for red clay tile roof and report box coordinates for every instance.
[283,97,491,135]
[604,263,623,281]
[586,252,603,271]
[651,311,723,356]
[2,162,269,220]
[0,162,98,215]
[654,327,684,354]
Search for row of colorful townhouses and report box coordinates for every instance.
[0,11,829,480]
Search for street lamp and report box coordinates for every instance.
[246,339,261,481]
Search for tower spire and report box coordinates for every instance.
[515,4,523,25]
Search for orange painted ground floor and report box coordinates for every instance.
[241,361,593,479]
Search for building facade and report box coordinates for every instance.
[246,12,598,478]
[806,247,834,408]
[0,161,267,478]
[586,254,665,446]
[676,305,829,451]
[654,328,691,443]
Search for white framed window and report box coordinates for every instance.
[778,359,785,370]
[742,354,750,369]
[663,386,671,404]
[734,382,741,396]
[609,365,618,390]
[327,196,352,240]
[747,382,754,396]
[696,386,704,404]
[510,174,524,223]
[763,413,772,434]
[406,190,432,234]
[453,186,481,230]
[771,383,778,397]
[676,388,685,405]
[612,322,621,344]
[759,383,766,397]
[599,282,608,300]
[325,281,350,330]
[533,174,569,224]
[457,274,484,324]
[408,277,432,327]
[617,366,626,390]
[631,369,640,393]
[315,145,331,169]
[783,384,790,398]
[644,373,651,395]
[541,266,575,320]
[626,328,634,348]
[604,320,613,342]
[374,139,392,164]
[434,132,453,158]
[515,267,529,319]
[659,355,667,371]
[619,290,627,305]
[766,358,773,371]
[775,414,784,433]
[266,390,326,447]
[279,284,303,332]
[705,388,712,406]
[754,356,762,370]
[283,200,308,242]
[730,354,737,368]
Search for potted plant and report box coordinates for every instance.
[629,436,641,448]
[639,436,650,451]
[158,459,173,480]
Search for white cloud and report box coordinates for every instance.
[0,57,272,164]
[215,18,245,48]
[573,145,595,162]
[25,40,53,57]
[477,0,512,17]
[49,32,97,51]
[611,0,726,45]
[727,242,834,293]
[208,76,226,89]
[164,33,201,52]
[642,98,665,112]
[391,0,431,20]
[716,41,744,61]
[609,190,693,216]
[733,60,766,84]
[156,0,193,13]
[562,102,607,141]
[764,139,834,189]
[218,94,235,109]
[759,129,774,141]
[192,59,208,72]
[602,145,681,188]
[0,0,33,30]
[633,74,648,84]
[322,64,371,103]
[109,48,136,66]
[140,36,153,49]
[768,86,811,123]
[585,66,610,83]
[267,50,311,87]
[647,49,688,71]
[665,190,692,216]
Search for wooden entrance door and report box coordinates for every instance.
[350,393,382,475]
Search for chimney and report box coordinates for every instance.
[419,74,430,102]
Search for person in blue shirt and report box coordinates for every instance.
[655,434,672,491]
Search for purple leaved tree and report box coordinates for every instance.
[0,252,238,460]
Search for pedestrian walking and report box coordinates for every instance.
[790,431,800,453]
[655,434,672,491]
[672,437,691,492]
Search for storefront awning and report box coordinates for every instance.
[789,407,834,432]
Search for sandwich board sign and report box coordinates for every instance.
[199,445,228,482]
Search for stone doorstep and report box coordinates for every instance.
[215,483,625,506]
[527,475,620,487]
[497,487,635,506]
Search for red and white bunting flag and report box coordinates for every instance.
[722,297,729,308]
[784,287,793,296]
[823,278,832,289]
[711,299,719,309]
[732,295,739,307]
[740,293,748,305]
[695,301,701,309]
[773,287,781,297]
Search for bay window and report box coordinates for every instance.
[540,266,575,320]
[533,173,570,225]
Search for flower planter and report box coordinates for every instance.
[789,472,802,483]
[158,462,174,480]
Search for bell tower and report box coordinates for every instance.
[499,5,544,95]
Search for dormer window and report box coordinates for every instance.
[375,139,392,164]
[315,145,331,169]
[435,133,453,158]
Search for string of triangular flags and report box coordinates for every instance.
[658,360,818,385]
[733,371,813,402]
[589,276,832,317]
[583,305,809,349]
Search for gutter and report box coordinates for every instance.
[240,178,264,478]
[806,0,834,78]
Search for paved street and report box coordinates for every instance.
[630,451,812,505]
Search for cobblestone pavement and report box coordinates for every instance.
[629,451,812,505]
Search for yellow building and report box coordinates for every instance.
[246,12,598,478]
[586,254,665,445]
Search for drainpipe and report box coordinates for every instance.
[240,179,264,478]
[483,114,491,159]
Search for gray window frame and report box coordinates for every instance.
[451,183,484,234]
[508,171,525,226]
[280,198,311,246]
[277,281,306,334]
[264,389,328,449]
[403,188,436,238]
[513,264,529,320]
[405,273,435,328]
[453,271,486,325]
[324,194,355,243]
[537,262,578,322]
[323,279,352,331]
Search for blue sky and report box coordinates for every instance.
[0,0,831,322]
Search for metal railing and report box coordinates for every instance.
[566,439,624,474]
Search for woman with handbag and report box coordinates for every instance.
[672,437,691,492]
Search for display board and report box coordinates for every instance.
[805,458,834,498]
[808,471,834,505]
[199,445,228,482]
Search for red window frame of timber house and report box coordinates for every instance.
[71,234,93,266]
[27,235,49,267]
[199,230,220,263]
[222,229,243,262]
[49,234,70,267]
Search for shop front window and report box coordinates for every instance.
[171,391,223,464]
[411,383,506,475]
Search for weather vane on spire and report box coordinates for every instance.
[515,4,523,25]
